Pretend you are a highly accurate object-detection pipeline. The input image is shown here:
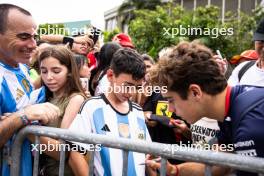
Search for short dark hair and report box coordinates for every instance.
[149,41,227,99]
[0,4,31,34]
[142,54,154,64]
[110,48,146,80]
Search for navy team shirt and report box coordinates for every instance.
[218,85,264,176]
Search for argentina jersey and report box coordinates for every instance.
[0,62,45,114]
[0,61,45,176]
[69,94,151,176]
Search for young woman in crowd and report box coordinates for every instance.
[37,45,88,176]
[89,42,121,95]
[74,54,91,97]
[74,54,91,79]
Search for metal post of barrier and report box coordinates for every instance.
[10,126,264,176]
[205,164,212,176]
[88,151,95,176]
[122,150,129,176]
[58,140,66,176]
[160,158,167,176]
[10,127,27,176]
[33,136,40,176]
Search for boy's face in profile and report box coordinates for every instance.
[162,85,205,124]
[107,69,144,103]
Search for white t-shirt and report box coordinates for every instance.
[228,61,264,86]
[95,75,110,96]
[190,117,220,145]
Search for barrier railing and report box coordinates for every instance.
[10,126,264,176]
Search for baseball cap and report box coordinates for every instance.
[230,50,259,64]
[253,18,264,41]
[112,33,134,48]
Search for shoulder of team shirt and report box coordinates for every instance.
[78,95,104,113]
[131,102,143,111]
[230,85,264,102]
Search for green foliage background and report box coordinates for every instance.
[103,28,121,43]
[127,4,264,60]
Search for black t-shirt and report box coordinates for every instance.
[143,92,190,164]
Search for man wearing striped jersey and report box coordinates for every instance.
[69,48,151,176]
[0,4,60,176]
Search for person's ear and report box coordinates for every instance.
[189,84,202,100]
[106,69,114,82]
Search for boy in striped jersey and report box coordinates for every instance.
[69,48,151,176]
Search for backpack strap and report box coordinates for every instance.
[238,61,255,82]
[230,87,264,136]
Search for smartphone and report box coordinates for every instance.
[216,50,227,72]
[216,50,223,60]
[90,27,101,44]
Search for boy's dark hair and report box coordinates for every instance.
[110,48,146,80]
[150,41,227,99]
[0,4,31,34]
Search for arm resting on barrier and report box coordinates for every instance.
[0,112,24,147]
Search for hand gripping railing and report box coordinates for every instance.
[10,126,264,176]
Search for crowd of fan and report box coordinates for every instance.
[0,3,264,176]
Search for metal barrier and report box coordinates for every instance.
[10,125,264,176]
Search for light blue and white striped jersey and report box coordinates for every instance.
[69,94,151,176]
[0,61,45,176]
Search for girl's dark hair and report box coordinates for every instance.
[89,42,122,94]
[97,42,121,73]
[39,45,86,100]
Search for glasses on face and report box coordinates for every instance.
[16,32,39,41]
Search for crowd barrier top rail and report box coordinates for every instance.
[10,125,264,176]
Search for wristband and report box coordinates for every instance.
[20,114,30,126]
